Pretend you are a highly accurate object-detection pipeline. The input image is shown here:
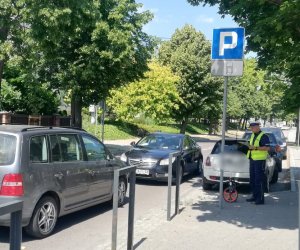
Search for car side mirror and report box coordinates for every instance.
[130,141,136,146]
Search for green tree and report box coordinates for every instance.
[0,1,59,114]
[227,59,287,128]
[0,0,26,109]
[187,0,300,134]
[26,0,155,127]
[158,25,223,133]
[107,61,182,123]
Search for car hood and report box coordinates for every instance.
[125,147,177,160]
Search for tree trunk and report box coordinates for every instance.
[0,60,4,110]
[296,107,300,146]
[238,118,242,130]
[208,122,213,135]
[180,118,188,134]
[71,92,82,128]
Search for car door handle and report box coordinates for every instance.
[54,172,64,180]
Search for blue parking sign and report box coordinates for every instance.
[211,28,245,60]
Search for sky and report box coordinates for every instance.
[137,0,237,41]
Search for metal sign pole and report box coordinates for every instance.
[112,171,119,250]
[219,76,228,208]
[127,171,136,250]
[175,158,180,215]
[297,181,300,250]
[167,154,173,221]
[101,101,105,143]
[297,107,300,147]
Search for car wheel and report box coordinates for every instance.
[118,177,127,206]
[202,177,212,191]
[195,159,203,176]
[270,168,279,184]
[25,196,58,238]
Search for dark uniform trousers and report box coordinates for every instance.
[249,159,266,203]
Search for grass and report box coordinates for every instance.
[83,118,210,140]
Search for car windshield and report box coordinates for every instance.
[136,134,181,150]
[0,133,17,165]
[261,128,284,143]
[212,140,248,155]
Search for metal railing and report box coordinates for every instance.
[0,198,23,250]
[112,165,136,250]
[167,151,182,221]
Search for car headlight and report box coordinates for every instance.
[159,157,176,166]
[120,153,127,162]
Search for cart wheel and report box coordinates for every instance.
[223,187,238,203]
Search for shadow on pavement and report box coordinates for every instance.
[189,176,296,231]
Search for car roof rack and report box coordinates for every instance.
[21,126,87,132]
[60,126,87,132]
[21,126,54,132]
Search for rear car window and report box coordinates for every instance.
[0,134,17,165]
[212,141,248,155]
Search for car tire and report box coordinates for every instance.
[195,159,203,176]
[270,168,279,184]
[118,177,127,207]
[25,196,58,238]
[202,177,212,191]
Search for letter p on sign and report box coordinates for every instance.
[219,32,238,56]
[211,28,244,60]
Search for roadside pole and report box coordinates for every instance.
[211,27,245,208]
[101,100,105,143]
[297,181,300,250]
[219,76,228,208]
[297,107,300,147]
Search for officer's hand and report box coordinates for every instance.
[248,145,255,150]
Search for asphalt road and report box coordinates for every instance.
[0,139,290,250]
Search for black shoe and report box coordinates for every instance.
[246,197,255,202]
[255,201,264,205]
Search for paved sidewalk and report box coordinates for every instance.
[136,190,298,250]
[104,133,300,250]
[131,146,299,250]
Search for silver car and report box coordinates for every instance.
[202,139,277,191]
[0,125,127,238]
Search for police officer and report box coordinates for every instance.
[246,121,270,205]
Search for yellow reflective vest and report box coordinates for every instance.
[246,132,268,160]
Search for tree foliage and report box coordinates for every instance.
[24,0,155,127]
[187,0,300,112]
[227,59,287,126]
[0,0,59,114]
[107,62,182,123]
[158,25,223,133]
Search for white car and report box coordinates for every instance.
[202,139,276,191]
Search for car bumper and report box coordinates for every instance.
[203,167,250,184]
[132,164,178,182]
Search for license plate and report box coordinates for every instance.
[136,169,149,175]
